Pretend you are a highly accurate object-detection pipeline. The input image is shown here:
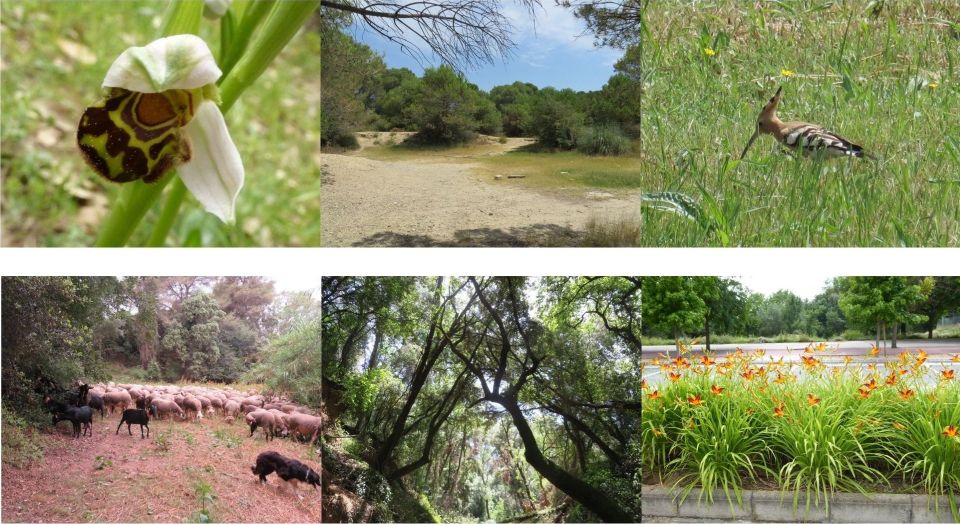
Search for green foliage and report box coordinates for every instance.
[153,430,172,453]
[146,360,163,381]
[575,125,630,155]
[1,276,114,413]
[1,406,47,468]
[212,428,241,449]
[642,347,959,517]
[642,277,707,345]
[407,66,497,144]
[193,480,216,523]
[343,368,393,413]
[94,455,113,470]
[838,277,929,341]
[242,319,321,407]
[162,293,225,382]
[417,493,443,523]
[528,91,584,149]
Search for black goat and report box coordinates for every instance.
[87,394,105,420]
[52,406,94,438]
[44,395,68,414]
[116,409,151,438]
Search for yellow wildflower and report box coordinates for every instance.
[703,47,716,57]
[782,69,795,77]
[929,82,939,89]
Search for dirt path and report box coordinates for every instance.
[2,413,322,522]
[321,133,641,246]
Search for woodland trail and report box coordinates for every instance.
[320,133,641,247]
[1,413,322,523]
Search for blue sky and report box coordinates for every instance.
[347,3,624,93]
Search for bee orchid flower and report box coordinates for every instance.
[78,34,244,223]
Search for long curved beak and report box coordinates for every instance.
[740,128,759,159]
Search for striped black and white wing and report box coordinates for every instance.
[783,124,865,158]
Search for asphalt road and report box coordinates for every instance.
[643,339,960,358]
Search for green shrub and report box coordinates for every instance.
[1,407,47,468]
[576,125,630,156]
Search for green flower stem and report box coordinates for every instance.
[95,0,317,246]
[140,0,317,246]
[221,0,278,77]
[219,0,319,113]
[162,0,204,35]
[146,177,189,247]
[94,0,203,247]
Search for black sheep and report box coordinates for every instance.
[87,394,105,420]
[116,408,150,438]
[52,406,94,438]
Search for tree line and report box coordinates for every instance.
[320,4,641,153]
[321,276,640,522]
[642,277,960,350]
[1,276,322,423]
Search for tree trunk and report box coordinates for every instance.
[367,318,383,371]
[891,321,898,349]
[494,395,633,523]
[705,312,712,351]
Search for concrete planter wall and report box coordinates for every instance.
[641,485,958,523]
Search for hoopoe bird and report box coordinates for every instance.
[740,86,873,160]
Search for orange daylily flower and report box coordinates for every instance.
[944,425,958,438]
[687,394,704,406]
[774,372,788,384]
[942,369,955,380]
[647,390,662,401]
[815,342,827,352]
[857,386,871,399]
[741,368,756,381]
[898,389,914,400]
[801,355,820,368]
[863,378,878,391]
[640,379,648,390]
[804,346,814,354]
[711,384,724,395]
[672,356,690,369]
[757,366,767,378]
[915,350,928,366]
[843,356,853,365]
[868,345,880,357]
[885,372,898,386]
[951,354,960,363]
[773,403,785,417]
[753,349,766,358]
[668,372,682,382]
[807,393,821,406]
[701,355,715,366]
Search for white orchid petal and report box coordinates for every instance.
[102,34,221,93]
[178,101,244,223]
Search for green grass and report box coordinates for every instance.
[0,1,321,246]
[357,136,645,190]
[639,1,960,246]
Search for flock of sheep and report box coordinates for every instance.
[50,382,324,446]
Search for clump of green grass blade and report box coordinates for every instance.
[885,387,960,521]
[667,387,775,514]
[768,384,892,515]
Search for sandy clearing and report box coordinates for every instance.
[2,413,322,523]
[321,134,641,247]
